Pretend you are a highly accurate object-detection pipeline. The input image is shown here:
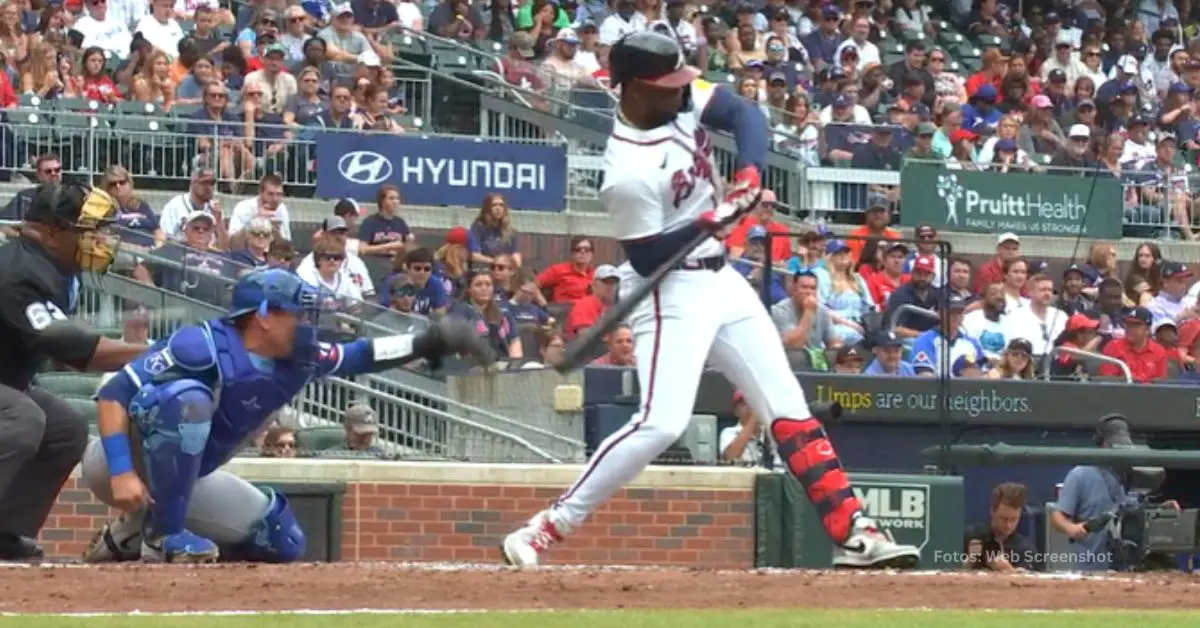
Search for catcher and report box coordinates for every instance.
[80,268,495,563]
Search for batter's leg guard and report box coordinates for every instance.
[770,416,861,544]
[224,488,306,563]
[132,380,219,563]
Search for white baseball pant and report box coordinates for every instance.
[551,263,810,526]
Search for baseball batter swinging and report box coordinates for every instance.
[502,32,920,569]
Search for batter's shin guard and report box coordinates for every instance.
[770,417,861,544]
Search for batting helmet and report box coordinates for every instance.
[609,31,700,89]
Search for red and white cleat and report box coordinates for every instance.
[501,510,571,567]
[832,515,921,569]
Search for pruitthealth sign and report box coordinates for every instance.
[900,163,1123,239]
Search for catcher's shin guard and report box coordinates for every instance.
[770,417,860,543]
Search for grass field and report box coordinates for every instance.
[0,610,1194,628]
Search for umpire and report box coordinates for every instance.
[0,183,149,559]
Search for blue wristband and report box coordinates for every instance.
[101,434,134,476]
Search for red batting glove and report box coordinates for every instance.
[732,166,761,190]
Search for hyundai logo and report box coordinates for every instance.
[338,151,393,185]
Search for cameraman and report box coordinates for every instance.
[1049,414,1178,571]
[964,482,1038,572]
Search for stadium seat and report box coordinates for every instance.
[296,426,346,451]
[64,396,99,426]
[57,97,104,113]
[35,373,105,397]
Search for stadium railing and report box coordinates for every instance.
[43,226,588,462]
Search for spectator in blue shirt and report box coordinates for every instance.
[864,331,916,376]
[227,216,275,274]
[961,84,1002,131]
[911,295,986,376]
[449,270,523,360]
[470,192,522,268]
[801,4,844,68]
[507,274,554,327]
[353,0,400,33]
[785,225,830,276]
[391,247,451,316]
[733,225,787,304]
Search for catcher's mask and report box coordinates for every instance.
[75,187,121,274]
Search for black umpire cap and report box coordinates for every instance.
[609,31,699,89]
[24,183,117,231]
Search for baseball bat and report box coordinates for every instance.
[555,229,713,374]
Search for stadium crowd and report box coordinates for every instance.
[4,0,1200,234]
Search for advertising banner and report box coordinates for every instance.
[315,132,568,211]
[900,162,1123,239]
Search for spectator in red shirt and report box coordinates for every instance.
[727,190,791,262]
[591,324,636,366]
[965,48,1008,100]
[866,242,910,309]
[973,232,1021,295]
[0,66,15,108]
[537,235,595,305]
[1099,308,1169,382]
[565,264,619,339]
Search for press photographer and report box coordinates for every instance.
[1049,414,1181,571]
[963,482,1038,572]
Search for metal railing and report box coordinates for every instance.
[79,268,573,462]
[1047,346,1134,384]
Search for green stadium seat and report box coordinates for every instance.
[34,373,105,397]
[896,29,926,44]
[389,32,430,56]
[702,71,737,86]
[115,100,161,116]
[432,47,473,71]
[474,39,505,56]
[956,42,982,59]
[393,114,424,130]
[64,396,99,426]
[57,97,104,112]
[296,426,346,451]
[18,93,46,109]
[937,29,966,48]
[55,111,102,140]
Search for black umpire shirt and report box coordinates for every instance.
[0,187,37,222]
[0,237,96,391]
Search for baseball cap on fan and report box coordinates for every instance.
[345,404,379,435]
[595,264,620,281]
[185,210,214,227]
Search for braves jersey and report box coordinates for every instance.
[601,80,725,263]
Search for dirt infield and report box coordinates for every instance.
[0,563,1198,613]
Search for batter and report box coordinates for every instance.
[502,32,920,570]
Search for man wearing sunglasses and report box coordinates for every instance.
[0,153,62,239]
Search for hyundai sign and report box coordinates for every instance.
[316,133,569,211]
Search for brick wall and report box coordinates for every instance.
[38,479,756,568]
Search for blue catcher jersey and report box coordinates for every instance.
[99,319,375,475]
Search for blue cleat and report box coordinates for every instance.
[141,529,220,564]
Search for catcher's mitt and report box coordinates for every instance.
[415,318,497,370]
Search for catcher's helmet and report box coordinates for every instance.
[609,31,700,89]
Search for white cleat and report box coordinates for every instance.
[501,510,571,567]
[832,516,921,570]
[83,513,142,563]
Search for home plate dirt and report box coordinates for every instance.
[0,563,1198,613]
